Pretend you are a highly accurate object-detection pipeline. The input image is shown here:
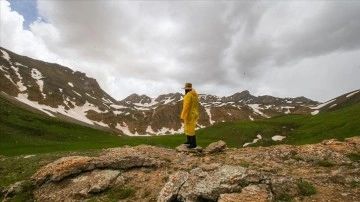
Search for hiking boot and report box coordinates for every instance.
[183,135,190,145]
[186,145,197,149]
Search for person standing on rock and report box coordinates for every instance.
[181,82,199,149]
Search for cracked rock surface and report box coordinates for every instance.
[3,137,360,202]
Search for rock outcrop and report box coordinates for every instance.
[2,137,360,201]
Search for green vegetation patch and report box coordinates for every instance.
[347,153,360,162]
[103,186,136,201]
[296,179,316,196]
[315,160,335,167]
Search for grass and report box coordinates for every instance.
[347,153,360,162]
[296,179,316,196]
[1,94,360,157]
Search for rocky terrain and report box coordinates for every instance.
[2,137,359,202]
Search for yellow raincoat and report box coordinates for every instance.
[181,89,199,135]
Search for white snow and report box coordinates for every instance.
[113,110,124,115]
[93,121,109,128]
[134,99,157,107]
[116,122,151,136]
[1,50,10,61]
[68,82,74,87]
[243,134,262,147]
[249,116,254,121]
[31,68,46,98]
[11,65,27,92]
[281,106,295,114]
[72,90,82,97]
[145,125,183,136]
[134,106,152,111]
[59,88,63,93]
[102,97,113,104]
[311,110,319,115]
[272,135,286,141]
[0,66,7,72]
[16,93,55,117]
[23,155,36,159]
[205,108,215,124]
[116,122,132,135]
[311,99,335,110]
[86,93,96,99]
[110,104,127,109]
[31,68,43,80]
[346,90,360,98]
[15,62,27,68]
[163,97,175,104]
[329,104,337,108]
[15,93,107,125]
[248,104,270,118]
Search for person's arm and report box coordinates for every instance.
[181,95,190,120]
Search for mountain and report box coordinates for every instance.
[1,47,357,136]
[310,89,360,115]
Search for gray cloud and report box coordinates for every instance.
[2,0,360,101]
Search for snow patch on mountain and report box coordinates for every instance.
[281,106,294,114]
[1,49,10,61]
[248,104,269,118]
[272,135,286,141]
[86,93,96,99]
[311,99,335,110]
[205,108,215,124]
[15,93,108,126]
[31,68,46,98]
[146,126,183,136]
[10,65,27,92]
[243,134,262,147]
[72,90,82,97]
[68,82,74,87]
[16,93,55,117]
[116,122,147,136]
[346,90,359,98]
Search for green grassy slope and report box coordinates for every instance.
[195,102,360,147]
[0,95,150,156]
[1,93,359,156]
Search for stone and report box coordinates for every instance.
[157,171,189,202]
[93,147,164,169]
[159,165,247,202]
[204,140,227,153]
[271,177,300,198]
[31,156,94,186]
[34,169,121,201]
[218,184,271,202]
[3,181,26,198]
[175,144,203,153]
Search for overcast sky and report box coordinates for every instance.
[1,0,359,102]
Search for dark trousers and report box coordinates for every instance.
[186,135,197,148]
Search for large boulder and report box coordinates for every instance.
[158,165,247,202]
[31,147,164,186]
[218,184,271,202]
[31,156,94,186]
[34,169,122,201]
[204,140,227,153]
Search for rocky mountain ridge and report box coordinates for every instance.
[1,47,359,136]
[2,137,360,201]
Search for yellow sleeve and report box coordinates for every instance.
[181,94,191,120]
